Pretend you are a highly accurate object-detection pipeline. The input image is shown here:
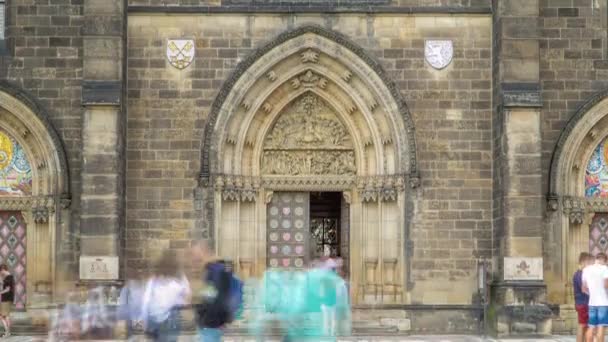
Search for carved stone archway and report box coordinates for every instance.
[197,25,418,304]
[546,89,608,303]
[0,81,71,307]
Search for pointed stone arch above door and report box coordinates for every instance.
[200,24,418,187]
[0,81,71,308]
[197,25,418,304]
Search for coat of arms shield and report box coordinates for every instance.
[166,39,195,70]
[424,40,453,70]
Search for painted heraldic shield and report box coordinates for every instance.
[424,40,453,70]
[167,39,195,70]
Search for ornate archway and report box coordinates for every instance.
[547,89,608,302]
[0,81,71,307]
[198,25,418,304]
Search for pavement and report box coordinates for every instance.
[0,335,581,342]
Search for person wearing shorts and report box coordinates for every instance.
[583,253,608,342]
[573,252,592,342]
[0,264,14,337]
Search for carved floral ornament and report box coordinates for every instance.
[0,195,56,223]
[214,174,406,202]
[559,196,608,224]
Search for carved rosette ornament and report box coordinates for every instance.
[261,93,356,176]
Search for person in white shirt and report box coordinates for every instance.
[141,251,191,342]
[582,252,608,342]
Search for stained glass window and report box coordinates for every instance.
[0,130,32,197]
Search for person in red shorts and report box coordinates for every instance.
[574,252,593,342]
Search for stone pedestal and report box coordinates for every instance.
[491,281,552,336]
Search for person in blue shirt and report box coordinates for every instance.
[573,252,592,342]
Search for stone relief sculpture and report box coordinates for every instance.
[261,93,356,176]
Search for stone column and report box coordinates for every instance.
[492,0,551,336]
[78,0,125,294]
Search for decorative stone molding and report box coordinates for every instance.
[560,196,608,223]
[200,25,418,184]
[0,195,55,211]
[358,175,405,202]
[213,174,406,200]
[32,206,50,223]
[300,49,319,63]
[290,70,327,90]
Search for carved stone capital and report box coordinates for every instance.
[342,191,352,204]
[32,206,49,223]
[546,194,559,211]
[59,194,72,209]
[219,176,258,202]
[409,174,420,189]
[563,196,587,224]
[569,208,585,224]
[222,188,240,201]
[265,191,274,204]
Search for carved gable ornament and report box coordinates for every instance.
[166,39,195,70]
[262,93,356,176]
[424,40,453,70]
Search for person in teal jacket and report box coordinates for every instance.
[250,265,351,342]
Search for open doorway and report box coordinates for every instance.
[310,192,349,276]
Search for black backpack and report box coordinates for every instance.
[195,262,232,328]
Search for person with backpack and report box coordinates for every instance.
[192,241,243,342]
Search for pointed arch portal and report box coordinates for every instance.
[0,81,71,308]
[198,26,418,304]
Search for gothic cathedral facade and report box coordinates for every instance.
[0,0,605,336]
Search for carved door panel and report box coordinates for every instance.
[0,211,26,309]
[267,192,309,268]
[590,213,608,256]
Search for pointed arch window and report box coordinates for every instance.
[585,137,608,197]
[0,130,32,197]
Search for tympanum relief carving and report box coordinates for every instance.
[261,93,356,176]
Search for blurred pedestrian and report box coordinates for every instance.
[141,251,191,342]
[0,264,14,337]
[118,269,146,340]
[49,291,82,341]
[193,241,243,342]
[574,252,593,342]
[81,287,113,339]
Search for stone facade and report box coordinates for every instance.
[2,0,608,336]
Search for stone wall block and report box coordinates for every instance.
[501,39,540,59]
[85,0,123,15]
[499,0,539,17]
[501,17,540,39]
[82,175,119,196]
[81,197,120,215]
[80,216,120,235]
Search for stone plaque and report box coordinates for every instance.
[166,39,195,70]
[424,40,453,70]
[80,256,119,280]
[504,257,543,281]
